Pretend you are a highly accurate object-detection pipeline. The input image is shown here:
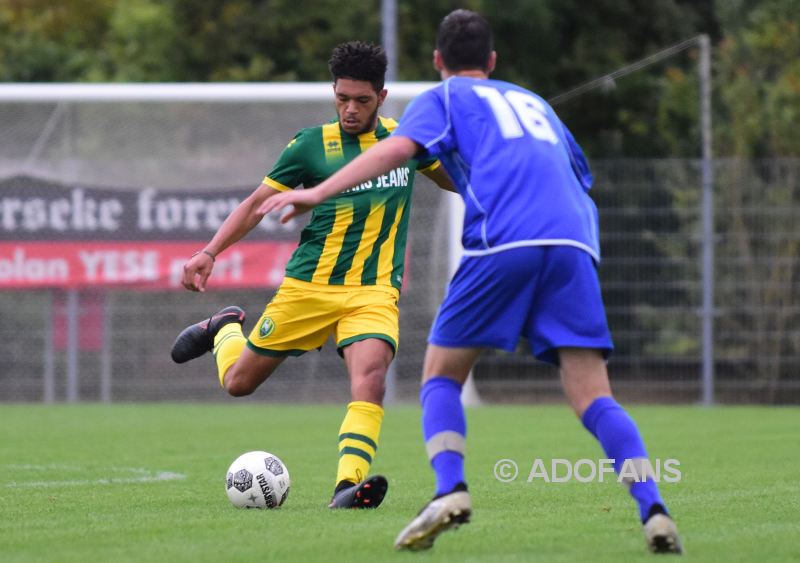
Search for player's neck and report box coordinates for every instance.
[442,69,489,80]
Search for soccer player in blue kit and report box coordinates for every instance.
[259,9,683,556]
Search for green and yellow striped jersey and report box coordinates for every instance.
[262,116,438,291]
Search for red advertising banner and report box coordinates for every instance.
[0,241,297,289]
[0,175,304,290]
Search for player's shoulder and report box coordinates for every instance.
[280,122,328,152]
[402,84,447,116]
[292,122,326,141]
[450,76,542,98]
[491,79,549,105]
[377,115,400,133]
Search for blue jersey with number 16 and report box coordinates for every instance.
[394,76,600,262]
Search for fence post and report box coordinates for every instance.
[43,290,55,403]
[66,289,79,402]
[100,291,112,403]
[699,34,715,405]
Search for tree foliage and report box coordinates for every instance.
[0,0,795,157]
[715,0,800,156]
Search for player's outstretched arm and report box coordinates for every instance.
[181,183,280,292]
[258,136,420,223]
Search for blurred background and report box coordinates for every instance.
[1,0,798,405]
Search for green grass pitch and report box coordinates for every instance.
[1,404,798,562]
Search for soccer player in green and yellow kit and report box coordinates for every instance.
[170,41,454,509]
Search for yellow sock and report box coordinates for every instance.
[336,401,384,486]
[213,323,247,387]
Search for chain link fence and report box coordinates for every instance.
[1,95,798,404]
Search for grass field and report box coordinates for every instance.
[1,404,798,562]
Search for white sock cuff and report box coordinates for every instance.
[425,431,466,460]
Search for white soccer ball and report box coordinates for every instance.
[225,451,291,509]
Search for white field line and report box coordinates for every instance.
[3,464,186,488]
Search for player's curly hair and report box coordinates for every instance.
[328,41,388,92]
[436,9,493,71]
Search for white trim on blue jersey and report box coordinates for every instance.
[423,78,453,150]
[461,239,600,262]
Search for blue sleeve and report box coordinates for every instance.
[561,122,593,192]
[393,87,454,157]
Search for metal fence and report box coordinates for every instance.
[475,159,800,405]
[1,94,798,404]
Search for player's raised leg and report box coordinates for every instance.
[394,345,478,551]
[328,338,391,509]
[559,348,683,554]
[170,305,284,395]
[171,306,245,364]
[221,346,285,396]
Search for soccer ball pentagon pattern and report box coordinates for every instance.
[225,451,291,509]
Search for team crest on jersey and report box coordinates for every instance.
[259,317,276,338]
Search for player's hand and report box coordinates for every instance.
[257,189,322,223]
[181,252,215,292]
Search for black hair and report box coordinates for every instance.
[436,9,493,71]
[328,41,388,92]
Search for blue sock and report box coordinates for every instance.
[421,376,466,496]
[581,397,667,522]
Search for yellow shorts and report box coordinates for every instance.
[247,277,400,357]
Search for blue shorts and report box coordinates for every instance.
[429,245,613,365]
